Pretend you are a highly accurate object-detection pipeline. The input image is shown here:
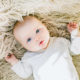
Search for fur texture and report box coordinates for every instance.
[0,0,80,80]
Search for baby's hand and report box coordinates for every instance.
[5,53,19,66]
[67,22,78,33]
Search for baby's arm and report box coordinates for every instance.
[67,22,80,55]
[5,53,32,79]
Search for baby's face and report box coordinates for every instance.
[14,17,50,52]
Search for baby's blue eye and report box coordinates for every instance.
[27,38,32,42]
[36,29,40,33]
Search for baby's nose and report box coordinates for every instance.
[35,36,40,41]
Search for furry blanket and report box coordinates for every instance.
[0,0,80,80]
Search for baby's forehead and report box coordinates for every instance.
[14,16,44,38]
[21,17,42,32]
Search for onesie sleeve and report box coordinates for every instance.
[70,29,80,55]
[11,52,32,79]
[56,29,80,55]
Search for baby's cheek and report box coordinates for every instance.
[31,42,40,49]
[27,44,33,50]
[39,27,43,32]
[43,29,49,35]
[39,28,45,35]
[27,42,35,48]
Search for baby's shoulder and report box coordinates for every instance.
[51,37,69,43]
[51,37,70,46]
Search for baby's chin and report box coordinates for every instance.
[36,41,50,51]
[28,45,48,52]
[28,46,46,52]
[38,39,50,50]
[43,41,50,49]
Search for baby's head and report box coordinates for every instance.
[13,16,50,52]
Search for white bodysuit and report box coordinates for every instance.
[11,30,80,80]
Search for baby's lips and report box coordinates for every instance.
[39,40,44,45]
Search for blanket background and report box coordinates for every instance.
[0,0,80,80]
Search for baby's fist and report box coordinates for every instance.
[67,22,78,33]
[5,53,19,66]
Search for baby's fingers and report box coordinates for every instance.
[5,53,13,60]
[5,53,13,57]
[68,22,78,28]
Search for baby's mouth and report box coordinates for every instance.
[39,40,44,45]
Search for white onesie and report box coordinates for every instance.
[11,30,80,80]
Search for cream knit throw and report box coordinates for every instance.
[0,0,80,80]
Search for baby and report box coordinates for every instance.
[5,16,80,80]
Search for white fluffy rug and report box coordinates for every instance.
[0,0,80,80]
